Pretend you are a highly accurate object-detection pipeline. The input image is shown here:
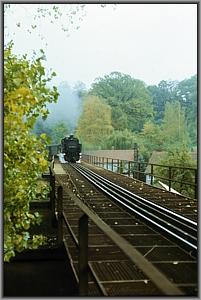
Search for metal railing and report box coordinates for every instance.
[82,154,197,199]
[46,169,184,296]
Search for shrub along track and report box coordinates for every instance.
[55,162,197,296]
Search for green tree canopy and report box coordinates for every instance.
[50,121,69,144]
[147,76,197,148]
[111,107,128,130]
[34,119,69,144]
[147,80,178,124]
[91,72,150,104]
[102,129,136,150]
[139,121,164,158]
[174,75,197,148]
[155,148,196,198]
[161,101,190,150]
[90,72,153,132]
[76,95,113,149]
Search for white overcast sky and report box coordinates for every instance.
[4,3,197,89]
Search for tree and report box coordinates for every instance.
[147,76,197,148]
[139,121,164,158]
[76,95,113,149]
[50,121,69,144]
[34,119,69,144]
[102,129,136,150]
[91,72,150,104]
[123,98,153,132]
[33,118,53,139]
[155,148,196,198]
[147,80,178,124]
[174,75,197,148]
[90,72,153,132]
[111,107,128,130]
[4,4,116,44]
[4,43,58,262]
[161,101,190,150]
[4,4,86,41]
[73,81,87,99]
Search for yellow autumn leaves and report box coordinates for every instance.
[4,43,58,262]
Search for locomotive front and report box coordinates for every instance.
[61,134,82,163]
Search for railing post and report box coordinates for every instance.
[128,161,131,177]
[195,169,197,199]
[49,168,56,225]
[137,162,140,180]
[169,166,172,192]
[107,158,109,170]
[132,162,134,178]
[112,159,114,171]
[120,160,123,174]
[57,186,63,245]
[150,164,154,185]
[78,214,88,296]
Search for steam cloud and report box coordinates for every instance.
[45,81,86,133]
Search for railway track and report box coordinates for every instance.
[71,163,197,254]
[55,162,198,296]
[82,161,198,221]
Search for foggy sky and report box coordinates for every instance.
[5,3,197,89]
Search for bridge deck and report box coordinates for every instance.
[54,162,197,296]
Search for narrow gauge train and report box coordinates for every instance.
[61,134,82,163]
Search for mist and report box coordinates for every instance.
[45,81,86,132]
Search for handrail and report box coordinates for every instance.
[82,154,197,198]
[82,154,196,170]
[60,185,184,296]
[46,166,186,296]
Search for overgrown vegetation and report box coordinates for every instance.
[154,148,197,198]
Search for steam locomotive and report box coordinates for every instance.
[61,134,82,163]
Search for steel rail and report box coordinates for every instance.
[70,163,197,253]
[73,164,197,228]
